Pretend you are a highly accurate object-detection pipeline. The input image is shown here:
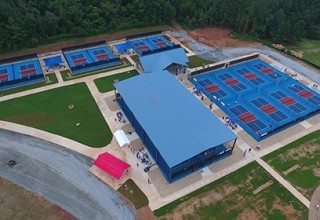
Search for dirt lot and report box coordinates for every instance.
[136,207,158,220]
[188,27,262,48]
[0,176,75,220]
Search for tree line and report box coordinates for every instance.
[0,0,319,52]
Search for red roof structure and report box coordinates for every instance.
[93,152,130,179]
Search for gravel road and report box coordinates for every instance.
[170,31,320,84]
[0,129,136,220]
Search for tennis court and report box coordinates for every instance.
[63,45,120,75]
[13,60,42,79]
[190,59,320,141]
[64,50,93,68]
[0,58,44,90]
[0,64,14,83]
[87,46,115,62]
[128,35,173,56]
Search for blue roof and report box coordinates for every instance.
[114,71,237,167]
[44,56,63,68]
[139,48,189,73]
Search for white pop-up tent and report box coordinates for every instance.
[114,130,130,148]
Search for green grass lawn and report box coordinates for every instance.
[0,83,112,147]
[262,130,320,199]
[0,73,58,97]
[288,39,320,66]
[118,179,149,209]
[60,58,132,81]
[94,70,139,93]
[130,55,139,61]
[154,162,307,220]
[188,55,213,68]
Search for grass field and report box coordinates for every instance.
[0,176,75,220]
[288,39,320,66]
[154,162,307,220]
[188,55,213,68]
[118,179,149,209]
[60,58,131,81]
[0,83,112,147]
[130,55,139,61]
[0,73,58,97]
[94,70,139,93]
[263,130,320,199]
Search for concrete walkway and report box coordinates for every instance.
[54,70,64,85]
[0,66,134,102]
[309,184,320,220]
[256,158,310,208]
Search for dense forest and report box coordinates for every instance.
[0,0,319,52]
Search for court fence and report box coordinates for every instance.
[125,30,162,41]
[69,57,120,73]
[62,41,106,53]
[0,53,38,65]
[141,44,181,56]
[0,74,44,88]
[189,53,260,78]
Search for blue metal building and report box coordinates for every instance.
[114,71,237,183]
[138,47,189,74]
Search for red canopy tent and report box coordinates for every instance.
[93,152,131,179]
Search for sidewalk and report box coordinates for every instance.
[256,158,310,208]
[0,66,134,102]
[309,185,320,220]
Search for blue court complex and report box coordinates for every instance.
[191,59,320,141]
[62,41,120,75]
[128,35,174,56]
[115,31,179,56]
[0,54,44,90]
[115,71,237,183]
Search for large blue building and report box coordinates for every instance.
[114,71,237,183]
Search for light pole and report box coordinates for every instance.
[317,203,320,220]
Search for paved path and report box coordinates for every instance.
[309,184,320,220]
[256,158,310,207]
[54,70,64,84]
[0,66,134,102]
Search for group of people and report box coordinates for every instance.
[223,116,238,130]
[136,148,152,167]
[290,73,298,78]
[243,145,261,156]
[115,111,126,123]
[192,87,202,96]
